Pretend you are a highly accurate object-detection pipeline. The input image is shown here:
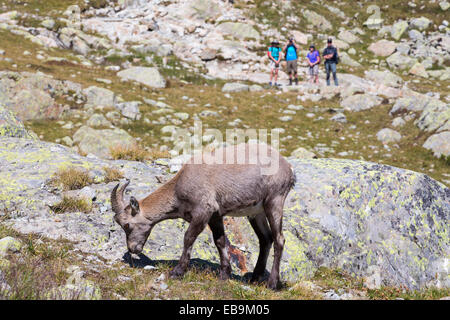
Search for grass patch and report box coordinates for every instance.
[109,144,170,162]
[103,166,124,183]
[367,286,450,300]
[0,225,74,300]
[51,196,92,214]
[49,167,93,191]
[313,267,364,291]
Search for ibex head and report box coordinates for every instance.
[111,180,153,254]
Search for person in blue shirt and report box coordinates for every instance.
[267,40,281,87]
[306,45,320,84]
[283,37,299,86]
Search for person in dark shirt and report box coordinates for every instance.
[322,38,339,86]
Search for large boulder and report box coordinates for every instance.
[303,10,332,31]
[390,94,433,114]
[73,126,136,159]
[338,30,360,44]
[83,86,116,107]
[10,89,63,121]
[117,67,166,88]
[387,52,417,70]
[216,22,260,40]
[410,17,432,31]
[291,30,312,45]
[365,70,403,88]
[341,94,384,112]
[0,72,80,121]
[368,40,397,57]
[0,139,448,290]
[184,0,222,20]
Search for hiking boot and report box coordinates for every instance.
[288,79,292,86]
[269,82,272,87]
[294,78,298,85]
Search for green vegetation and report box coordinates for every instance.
[103,166,124,183]
[51,196,92,214]
[109,144,170,162]
[49,167,93,191]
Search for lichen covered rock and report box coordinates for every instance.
[0,139,448,290]
[0,103,37,139]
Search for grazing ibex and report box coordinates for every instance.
[111,143,295,289]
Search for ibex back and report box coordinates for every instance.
[111,143,295,289]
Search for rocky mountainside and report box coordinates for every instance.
[0,0,449,299]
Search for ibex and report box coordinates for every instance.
[111,143,295,289]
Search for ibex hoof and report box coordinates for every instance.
[169,266,185,279]
[267,278,281,290]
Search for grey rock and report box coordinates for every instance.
[0,236,22,257]
[365,70,403,88]
[303,10,332,31]
[73,126,136,159]
[410,17,432,31]
[290,147,317,159]
[341,94,384,112]
[391,20,409,40]
[86,114,112,127]
[222,83,249,93]
[330,113,347,123]
[387,52,417,70]
[392,117,406,128]
[376,128,402,143]
[115,101,141,120]
[423,132,450,158]
[0,103,37,139]
[117,67,166,88]
[216,22,260,40]
[83,86,116,107]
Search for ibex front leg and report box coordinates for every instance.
[169,208,210,279]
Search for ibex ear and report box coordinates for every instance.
[130,196,139,215]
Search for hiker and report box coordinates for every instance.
[268,40,282,87]
[283,37,299,85]
[322,38,339,86]
[306,44,320,84]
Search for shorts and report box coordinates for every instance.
[309,64,319,76]
[287,60,297,74]
[269,60,280,70]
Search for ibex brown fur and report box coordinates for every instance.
[111,143,295,289]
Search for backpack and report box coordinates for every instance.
[285,44,297,60]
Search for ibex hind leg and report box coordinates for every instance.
[264,195,286,290]
[248,212,273,283]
